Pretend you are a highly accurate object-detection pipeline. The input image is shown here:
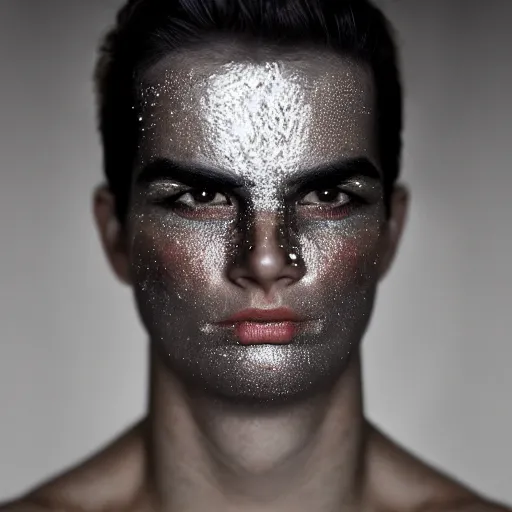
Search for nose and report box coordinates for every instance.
[228,212,305,295]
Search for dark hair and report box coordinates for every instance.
[95,0,402,221]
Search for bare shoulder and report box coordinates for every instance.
[0,421,147,512]
[0,499,52,512]
[365,422,510,512]
[417,499,511,512]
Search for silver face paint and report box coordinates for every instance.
[128,47,386,404]
[199,61,311,211]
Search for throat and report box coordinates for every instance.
[146,347,366,512]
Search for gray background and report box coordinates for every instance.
[0,0,510,504]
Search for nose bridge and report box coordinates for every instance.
[252,211,282,254]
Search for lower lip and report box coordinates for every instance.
[234,321,297,345]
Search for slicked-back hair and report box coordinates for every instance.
[95,0,402,221]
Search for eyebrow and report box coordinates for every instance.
[289,157,382,188]
[136,158,245,189]
[136,156,381,190]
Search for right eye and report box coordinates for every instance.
[176,190,231,207]
[153,187,235,220]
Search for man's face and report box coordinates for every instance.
[125,45,389,403]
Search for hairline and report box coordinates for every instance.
[136,36,375,89]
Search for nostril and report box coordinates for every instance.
[278,276,296,288]
[232,275,259,290]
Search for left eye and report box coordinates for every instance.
[176,190,231,207]
[299,188,350,206]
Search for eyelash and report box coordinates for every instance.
[152,189,233,220]
[151,186,363,220]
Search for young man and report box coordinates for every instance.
[3,0,509,511]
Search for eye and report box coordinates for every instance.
[299,188,350,207]
[176,189,231,207]
[164,188,235,220]
[297,187,357,220]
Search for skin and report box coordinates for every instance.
[2,43,509,512]
[132,49,384,405]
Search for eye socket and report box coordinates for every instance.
[176,189,231,207]
[299,188,350,207]
[156,187,235,220]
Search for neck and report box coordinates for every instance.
[145,347,368,512]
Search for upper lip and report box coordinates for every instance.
[218,307,304,324]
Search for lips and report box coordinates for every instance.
[217,307,304,345]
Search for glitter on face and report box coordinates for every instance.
[128,47,386,404]
[199,61,311,210]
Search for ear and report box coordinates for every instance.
[93,185,131,285]
[378,184,409,280]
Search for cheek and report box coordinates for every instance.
[300,222,383,292]
[130,216,230,297]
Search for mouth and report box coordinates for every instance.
[216,307,307,345]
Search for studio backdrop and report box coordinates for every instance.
[0,0,510,502]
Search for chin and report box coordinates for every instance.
[163,342,357,407]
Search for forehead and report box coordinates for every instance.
[136,45,378,179]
